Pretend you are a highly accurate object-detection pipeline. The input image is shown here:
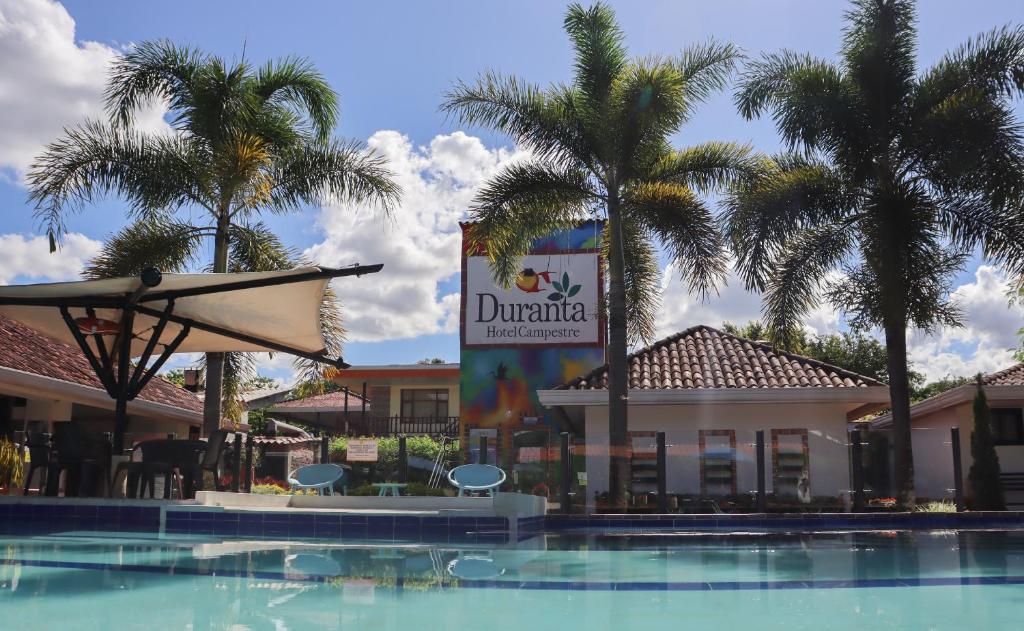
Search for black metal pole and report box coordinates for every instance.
[851,429,865,512]
[951,427,965,512]
[244,434,253,493]
[656,432,667,513]
[231,433,241,493]
[560,432,571,514]
[398,435,408,483]
[479,435,488,465]
[360,382,367,433]
[111,307,136,454]
[321,434,330,463]
[756,430,767,513]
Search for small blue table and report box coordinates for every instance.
[372,482,407,497]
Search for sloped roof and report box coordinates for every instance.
[0,315,202,413]
[871,362,1024,429]
[271,389,368,412]
[981,363,1024,386]
[558,325,882,391]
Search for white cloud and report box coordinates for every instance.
[305,130,528,342]
[0,232,101,283]
[907,265,1024,381]
[0,0,167,177]
[655,262,842,340]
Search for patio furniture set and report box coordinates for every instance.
[22,425,232,499]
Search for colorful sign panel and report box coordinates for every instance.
[463,252,601,347]
[460,222,605,431]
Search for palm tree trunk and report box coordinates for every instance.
[202,212,230,437]
[883,316,916,508]
[606,192,630,511]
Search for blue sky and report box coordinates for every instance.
[0,0,1022,383]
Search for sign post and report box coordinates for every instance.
[347,438,379,463]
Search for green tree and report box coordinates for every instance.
[443,2,752,509]
[162,368,186,388]
[722,320,808,352]
[912,375,972,402]
[724,1,1024,506]
[968,376,1005,510]
[27,41,400,435]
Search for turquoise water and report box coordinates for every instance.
[1,530,1023,630]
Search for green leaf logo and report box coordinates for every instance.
[545,271,583,301]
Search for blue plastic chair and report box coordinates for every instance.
[447,463,506,497]
[288,463,347,496]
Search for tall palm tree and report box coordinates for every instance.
[443,2,753,508]
[725,0,1024,506]
[27,40,400,435]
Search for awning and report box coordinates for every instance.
[0,264,381,450]
[0,267,366,357]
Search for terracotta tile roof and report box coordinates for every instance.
[0,315,203,413]
[558,325,883,391]
[981,363,1024,386]
[272,389,368,410]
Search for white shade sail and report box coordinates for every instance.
[0,267,365,358]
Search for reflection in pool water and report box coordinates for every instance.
[1,530,1023,630]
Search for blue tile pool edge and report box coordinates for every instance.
[3,500,1023,542]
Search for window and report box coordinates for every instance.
[699,430,737,496]
[992,408,1024,446]
[400,389,449,418]
[772,429,810,500]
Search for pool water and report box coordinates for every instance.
[1,530,1022,630]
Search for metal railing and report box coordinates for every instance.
[347,415,460,437]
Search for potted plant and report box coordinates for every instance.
[0,438,25,494]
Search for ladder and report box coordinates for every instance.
[428,433,452,488]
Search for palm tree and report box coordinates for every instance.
[443,3,753,509]
[27,40,400,435]
[724,0,1024,506]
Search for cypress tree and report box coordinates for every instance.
[968,376,1005,510]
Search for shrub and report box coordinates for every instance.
[915,501,957,513]
[968,378,1006,510]
[252,484,291,495]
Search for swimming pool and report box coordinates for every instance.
[1,530,1022,630]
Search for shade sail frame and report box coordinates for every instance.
[0,264,381,451]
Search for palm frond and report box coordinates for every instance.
[442,72,592,169]
[609,219,661,345]
[651,141,757,194]
[84,218,204,279]
[736,52,863,160]
[841,0,917,115]
[628,181,727,298]
[676,39,743,107]
[226,222,298,273]
[722,155,857,291]
[465,161,598,286]
[763,223,854,348]
[254,56,338,144]
[105,39,205,129]
[26,120,208,249]
[266,139,401,214]
[609,59,688,173]
[563,2,627,113]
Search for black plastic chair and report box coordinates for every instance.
[43,425,112,497]
[22,432,51,496]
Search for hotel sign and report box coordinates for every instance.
[463,252,602,347]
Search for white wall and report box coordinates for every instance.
[910,396,1024,501]
[582,401,853,506]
